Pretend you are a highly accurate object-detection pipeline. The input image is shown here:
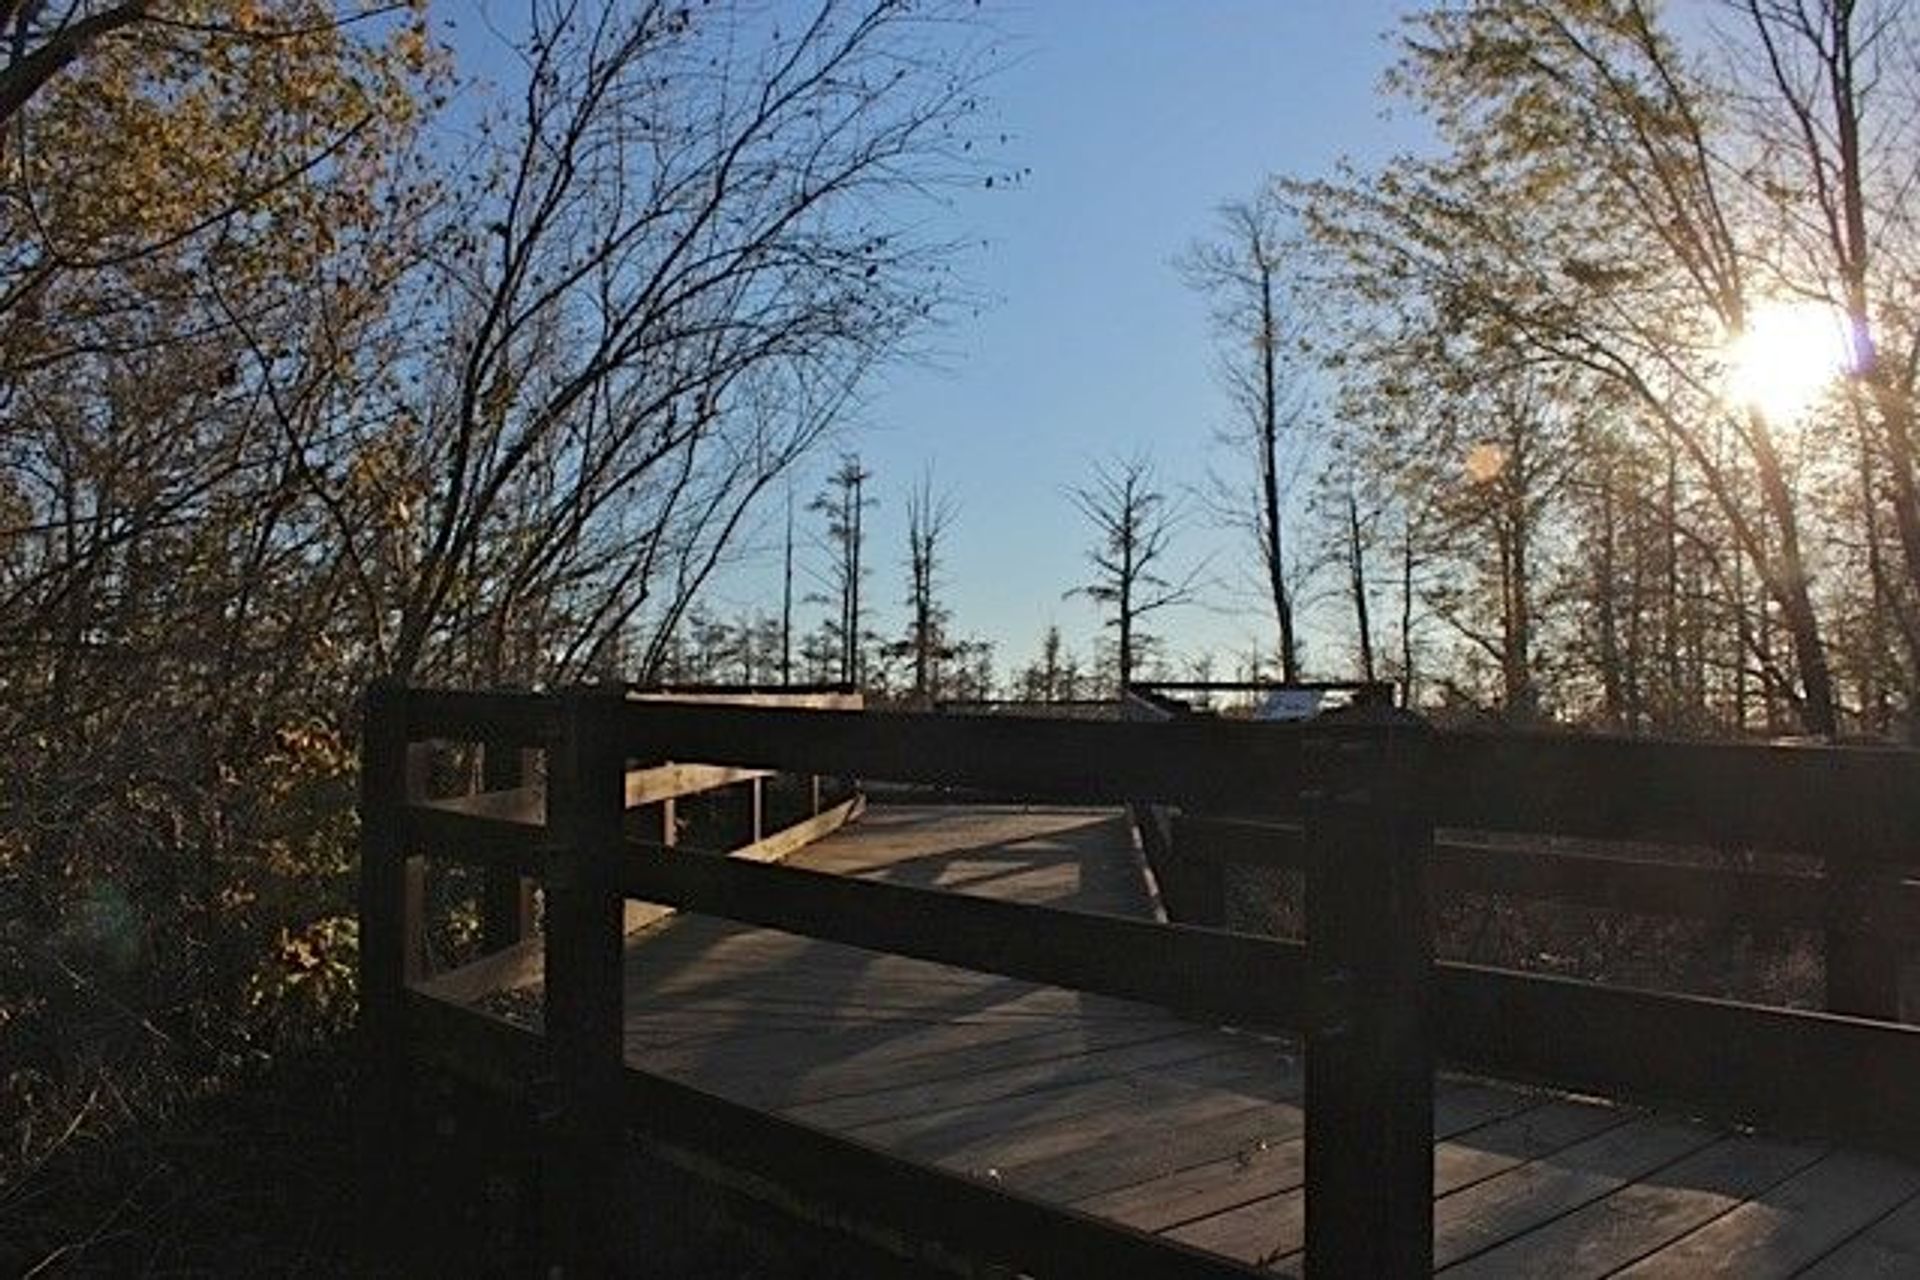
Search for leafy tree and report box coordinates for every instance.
[0,2,1001,1241]
[0,0,438,1209]
[1282,0,1920,734]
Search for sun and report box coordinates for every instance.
[1721,299,1855,422]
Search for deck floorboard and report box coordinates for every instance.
[445,802,1920,1275]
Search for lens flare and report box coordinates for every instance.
[1722,300,1854,422]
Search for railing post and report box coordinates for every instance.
[1177,817,1228,929]
[397,742,431,984]
[1302,708,1434,1277]
[480,735,537,952]
[1826,860,1903,1020]
[541,686,628,1274]
[356,678,412,1259]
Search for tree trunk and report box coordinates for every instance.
[1347,487,1375,682]
[1258,264,1299,680]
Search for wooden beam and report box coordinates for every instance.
[481,742,539,953]
[619,1066,1263,1279]
[1301,711,1434,1279]
[355,679,413,1258]
[613,848,1312,1032]
[1132,803,1223,927]
[1824,862,1906,1020]
[629,688,865,711]
[623,762,772,809]
[1430,729,1920,863]
[1432,962,1920,1155]
[615,702,1358,816]
[403,687,555,747]
[540,689,628,1274]
[424,783,544,824]
[1176,814,1920,939]
[401,745,430,986]
[397,995,1258,1277]
[750,775,763,844]
[401,988,540,1098]
[415,797,865,1008]
[401,801,546,875]
[403,762,773,820]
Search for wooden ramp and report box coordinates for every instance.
[469,804,1920,1276]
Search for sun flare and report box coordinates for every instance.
[1721,299,1855,422]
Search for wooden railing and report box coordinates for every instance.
[1131,685,1920,1021]
[361,682,1920,1276]
[1128,714,1920,1160]
[368,684,861,1005]
[360,683,1436,1276]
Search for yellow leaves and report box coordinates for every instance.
[268,719,352,779]
[13,0,437,291]
[218,883,258,911]
[277,926,323,972]
[249,916,356,1025]
[394,22,428,74]
[228,0,268,34]
[1465,442,1510,485]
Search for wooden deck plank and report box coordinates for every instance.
[1612,1151,1920,1278]
[1161,1095,1634,1266]
[782,1026,1245,1130]
[1073,1082,1536,1234]
[436,800,1920,1276]
[1004,1098,1303,1204]
[1797,1188,1920,1277]
[629,1012,1192,1111]
[1441,1133,1829,1278]
[1430,1115,1724,1269]
[925,1085,1279,1189]
[850,1047,1283,1162]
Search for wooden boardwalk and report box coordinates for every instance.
[452,803,1920,1276]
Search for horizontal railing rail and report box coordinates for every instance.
[1431,729,1920,859]
[1137,721,1920,1021]
[1433,960,1920,1152]
[1170,814,1920,939]
[614,843,1312,1029]
[614,699,1380,817]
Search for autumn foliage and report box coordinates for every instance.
[0,1,993,1265]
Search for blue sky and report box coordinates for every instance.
[777,0,1430,680]
[451,1,1430,681]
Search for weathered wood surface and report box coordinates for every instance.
[443,803,1920,1274]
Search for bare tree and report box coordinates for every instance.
[781,484,796,686]
[899,469,957,705]
[1180,190,1304,679]
[378,0,992,683]
[809,455,875,686]
[1067,454,1200,690]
